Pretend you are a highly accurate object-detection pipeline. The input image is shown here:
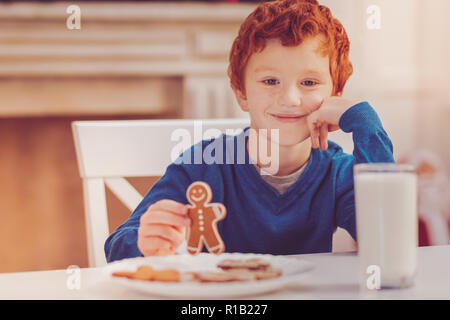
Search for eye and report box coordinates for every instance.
[301,80,318,87]
[263,79,279,86]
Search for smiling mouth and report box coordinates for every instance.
[269,113,305,122]
[191,194,205,202]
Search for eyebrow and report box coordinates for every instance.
[254,67,279,73]
[254,66,324,75]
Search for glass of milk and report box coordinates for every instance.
[354,163,418,289]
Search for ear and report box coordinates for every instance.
[232,87,249,112]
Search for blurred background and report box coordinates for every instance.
[0,0,449,273]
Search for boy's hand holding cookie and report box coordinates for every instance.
[137,199,191,256]
[306,96,362,150]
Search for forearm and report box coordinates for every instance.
[339,102,394,163]
[105,192,155,262]
[105,225,141,263]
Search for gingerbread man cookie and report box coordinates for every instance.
[186,181,226,255]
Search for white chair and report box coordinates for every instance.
[72,118,355,267]
[72,118,250,267]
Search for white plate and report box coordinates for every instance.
[102,253,314,298]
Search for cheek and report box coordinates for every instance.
[302,92,324,112]
[247,88,276,112]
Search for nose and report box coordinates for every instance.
[278,83,302,108]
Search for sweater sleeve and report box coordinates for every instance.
[104,161,192,263]
[335,101,395,240]
[338,101,395,164]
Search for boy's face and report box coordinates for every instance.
[234,35,334,146]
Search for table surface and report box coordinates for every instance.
[1,245,449,300]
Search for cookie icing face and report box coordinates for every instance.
[185,181,227,255]
[187,182,212,206]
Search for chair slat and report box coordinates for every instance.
[82,178,109,267]
[104,177,144,212]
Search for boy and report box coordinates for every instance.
[105,0,394,262]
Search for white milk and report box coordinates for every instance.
[354,171,418,288]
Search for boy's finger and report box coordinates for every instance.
[313,124,320,149]
[306,114,320,149]
[140,224,185,247]
[154,248,174,256]
[320,125,328,150]
[173,225,187,236]
[139,236,172,256]
[151,199,188,216]
[141,210,191,227]
[313,129,320,149]
[309,126,319,149]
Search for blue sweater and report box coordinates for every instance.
[105,102,394,262]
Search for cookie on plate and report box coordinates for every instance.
[217,258,271,271]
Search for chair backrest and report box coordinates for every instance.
[72,118,250,267]
[72,118,354,267]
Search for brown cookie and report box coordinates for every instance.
[223,268,282,280]
[113,266,181,282]
[217,258,271,271]
[111,271,135,279]
[131,266,154,280]
[186,181,227,255]
[252,268,283,280]
[152,269,180,282]
[179,272,199,282]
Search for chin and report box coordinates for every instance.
[269,131,310,147]
[264,135,309,147]
[278,136,310,147]
[250,122,310,146]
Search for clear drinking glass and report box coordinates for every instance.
[354,163,418,289]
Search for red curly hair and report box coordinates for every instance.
[228,0,353,96]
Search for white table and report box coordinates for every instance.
[1,245,449,300]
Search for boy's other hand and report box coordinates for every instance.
[306,96,362,150]
[137,199,190,256]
